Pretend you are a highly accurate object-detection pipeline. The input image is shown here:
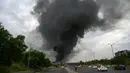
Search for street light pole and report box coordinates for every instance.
[111,44,115,57]
[108,43,118,73]
[108,43,115,58]
[93,52,96,60]
[28,44,31,68]
[28,40,35,68]
[28,50,30,68]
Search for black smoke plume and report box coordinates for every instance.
[33,0,109,62]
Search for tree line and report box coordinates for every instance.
[0,23,51,72]
[79,51,130,66]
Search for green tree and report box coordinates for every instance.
[9,35,28,62]
[79,61,84,65]
[23,49,51,69]
[0,24,27,66]
[111,50,130,65]
[111,56,129,65]
[86,59,111,65]
[0,24,12,66]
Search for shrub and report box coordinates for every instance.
[9,62,28,72]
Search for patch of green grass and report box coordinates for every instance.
[9,62,29,72]
[0,66,10,73]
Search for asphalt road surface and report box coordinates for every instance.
[41,68,68,73]
[77,67,130,73]
[42,66,130,73]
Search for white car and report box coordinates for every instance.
[88,65,92,68]
[93,66,97,69]
[98,66,108,71]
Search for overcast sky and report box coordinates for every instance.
[0,0,38,35]
[0,0,130,62]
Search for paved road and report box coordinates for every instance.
[77,67,130,73]
[42,66,130,73]
[41,68,68,73]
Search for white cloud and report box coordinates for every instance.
[0,0,38,35]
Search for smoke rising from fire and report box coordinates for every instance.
[33,0,125,62]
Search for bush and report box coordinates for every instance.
[9,62,28,72]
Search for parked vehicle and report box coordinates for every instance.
[98,66,108,71]
[114,65,126,70]
[88,65,92,68]
[93,66,97,69]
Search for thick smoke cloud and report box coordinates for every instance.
[33,0,123,62]
[34,0,99,62]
